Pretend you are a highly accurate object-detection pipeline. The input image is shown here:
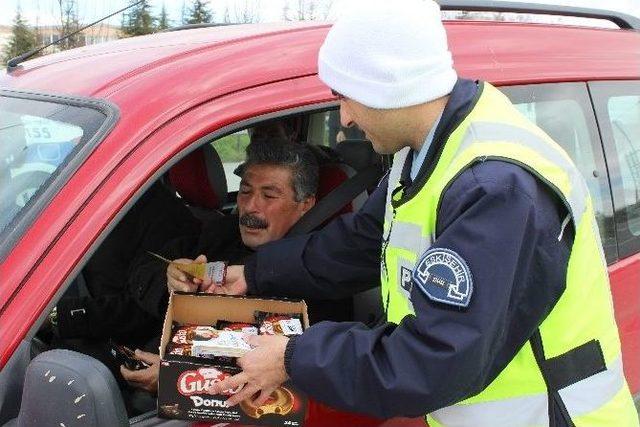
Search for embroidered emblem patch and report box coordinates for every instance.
[412,248,473,308]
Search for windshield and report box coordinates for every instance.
[0,95,108,235]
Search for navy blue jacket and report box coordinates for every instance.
[244,79,574,417]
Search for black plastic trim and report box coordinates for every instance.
[588,80,640,260]
[437,0,640,30]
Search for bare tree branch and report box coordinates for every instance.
[234,0,261,24]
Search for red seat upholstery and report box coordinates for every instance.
[306,142,369,222]
[317,162,355,216]
[167,145,227,212]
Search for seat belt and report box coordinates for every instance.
[286,164,383,237]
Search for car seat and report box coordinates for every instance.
[167,144,228,221]
[307,144,370,217]
[336,139,381,174]
[7,349,127,427]
[330,141,385,326]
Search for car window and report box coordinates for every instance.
[212,129,250,192]
[589,81,640,259]
[307,110,366,148]
[212,117,311,194]
[500,83,617,263]
[0,95,107,236]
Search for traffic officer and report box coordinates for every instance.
[208,1,639,425]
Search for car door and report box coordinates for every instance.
[1,75,422,426]
[499,80,639,403]
[0,76,318,424]
[589,80,640,402]
[121,77,419,427]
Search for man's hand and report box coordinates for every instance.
[167,254,207,293]
[206,265,248,295]
[208,334,289,407]
[120,350,161,394]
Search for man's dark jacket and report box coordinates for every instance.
[56,182,201,347]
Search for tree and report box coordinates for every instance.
[3,8,38,65]
[234,0,260,24]
[157,4,170,31]
[180,1,188,25]
[283,0,331,21]
[223,6,231,24]
[120,0,155,38]
[186,0,213,25]
[58,0,83,50]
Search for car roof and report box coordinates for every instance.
[1,20,638,112]
[1,22,324,98]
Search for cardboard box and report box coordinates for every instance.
[157,292,309,426]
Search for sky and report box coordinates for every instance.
[0,0,639,27]
[0,0,329,26]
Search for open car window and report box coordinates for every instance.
[212,129,250,193]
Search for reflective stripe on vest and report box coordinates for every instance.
[383,146,411,225]
[386,221,431,255]
[428,356,625,427]
[455,121,588,223]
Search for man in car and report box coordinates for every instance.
[53,120,304,352]
[127,140,326,321]
[208,1,638,425]
[120,140,342,394]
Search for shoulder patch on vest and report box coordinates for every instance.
[413,248,473,308]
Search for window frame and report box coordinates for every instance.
[499,82,618,264]
[0,89,119,263]
[0,99,343,425]
[589,80,640,260]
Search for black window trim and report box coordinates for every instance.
[0,89,120,263]
[588,80,640,260]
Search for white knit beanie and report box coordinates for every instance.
[318,0,457,109]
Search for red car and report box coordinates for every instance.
[1,2,639,425]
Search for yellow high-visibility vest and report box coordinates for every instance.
[381,82,638,426]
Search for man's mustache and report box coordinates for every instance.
[239,214,269,229]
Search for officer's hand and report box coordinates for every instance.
[210,265,247,295]
[166,255,207,293]
[120,350,161,394]
[208,334,289,407]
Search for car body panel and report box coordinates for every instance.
[4,22,639,98]
[609,253,640,393]
[3,23,320,96]
[447,22,640,84]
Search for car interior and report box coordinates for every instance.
[0,108,389,426]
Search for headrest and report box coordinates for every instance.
[313,144,371,214]
[15,349,127,427]
[336,139,380,172]
[168,145,227,211]
[317,162,359,216]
